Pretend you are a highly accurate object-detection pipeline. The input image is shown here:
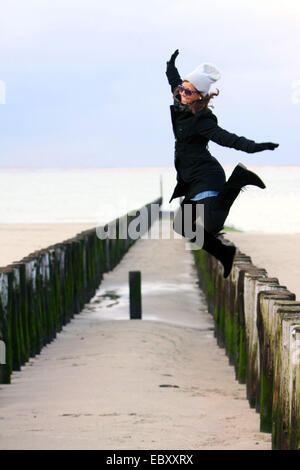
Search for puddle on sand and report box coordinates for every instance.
[84,290,121,311]
[81,281,213,330]
[85,281,201,313]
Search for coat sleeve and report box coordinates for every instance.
[165,61,182,93]
[196,116,257,153]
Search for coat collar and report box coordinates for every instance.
[173,94,214,120]
[173,95,191,113]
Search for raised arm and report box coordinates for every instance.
[166,49,182,93]
[197,117,279,153]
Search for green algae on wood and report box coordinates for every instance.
[0,197,162,385]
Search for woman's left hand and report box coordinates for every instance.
[254,142,279,152]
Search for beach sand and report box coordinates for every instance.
[225,232,300,300]
[0,219,271,450]
[0,223,96,267]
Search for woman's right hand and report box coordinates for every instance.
[254,142,279,152]
[166,49,182,92]
[168,49,179,65]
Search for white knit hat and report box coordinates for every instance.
[183,63,221,96]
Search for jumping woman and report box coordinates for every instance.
[166,49,279,278]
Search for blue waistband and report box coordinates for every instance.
[190,190,219,201]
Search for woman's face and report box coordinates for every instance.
[179,81,201,105]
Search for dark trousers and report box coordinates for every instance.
[173,195,229,238]
[173,190,238,258]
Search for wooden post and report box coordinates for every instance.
[129,271,142,319]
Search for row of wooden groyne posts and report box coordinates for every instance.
[0,198,161,385]
[194,243,300,450]
[0,196,299,450]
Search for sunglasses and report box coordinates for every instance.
[178,84,200,96]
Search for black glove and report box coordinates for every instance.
[168,49,179,65]
[166,49,182,92]
[254,142,279,152]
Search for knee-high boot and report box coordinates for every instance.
[191,229,236,278]
[214,162,266,212]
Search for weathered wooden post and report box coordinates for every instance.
[129,271,142,319]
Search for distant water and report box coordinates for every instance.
[0,167,299,233]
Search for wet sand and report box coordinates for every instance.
[0,219,271,450]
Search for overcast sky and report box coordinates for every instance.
[0,0,299,167]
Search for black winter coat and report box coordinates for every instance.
[166,62,260,203]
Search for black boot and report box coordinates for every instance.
[219,244,237,278]
[199,230,237,279]
[227,162,266,189]
[214,163,266,212]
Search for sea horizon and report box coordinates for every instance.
[0,165,299,170]
[0,166,299,232]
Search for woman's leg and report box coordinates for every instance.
[173,197,236,278]
[173,197,228,237]
[212,163,266,213]
[200,197,229,235]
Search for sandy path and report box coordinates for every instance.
[0,219,271,450]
